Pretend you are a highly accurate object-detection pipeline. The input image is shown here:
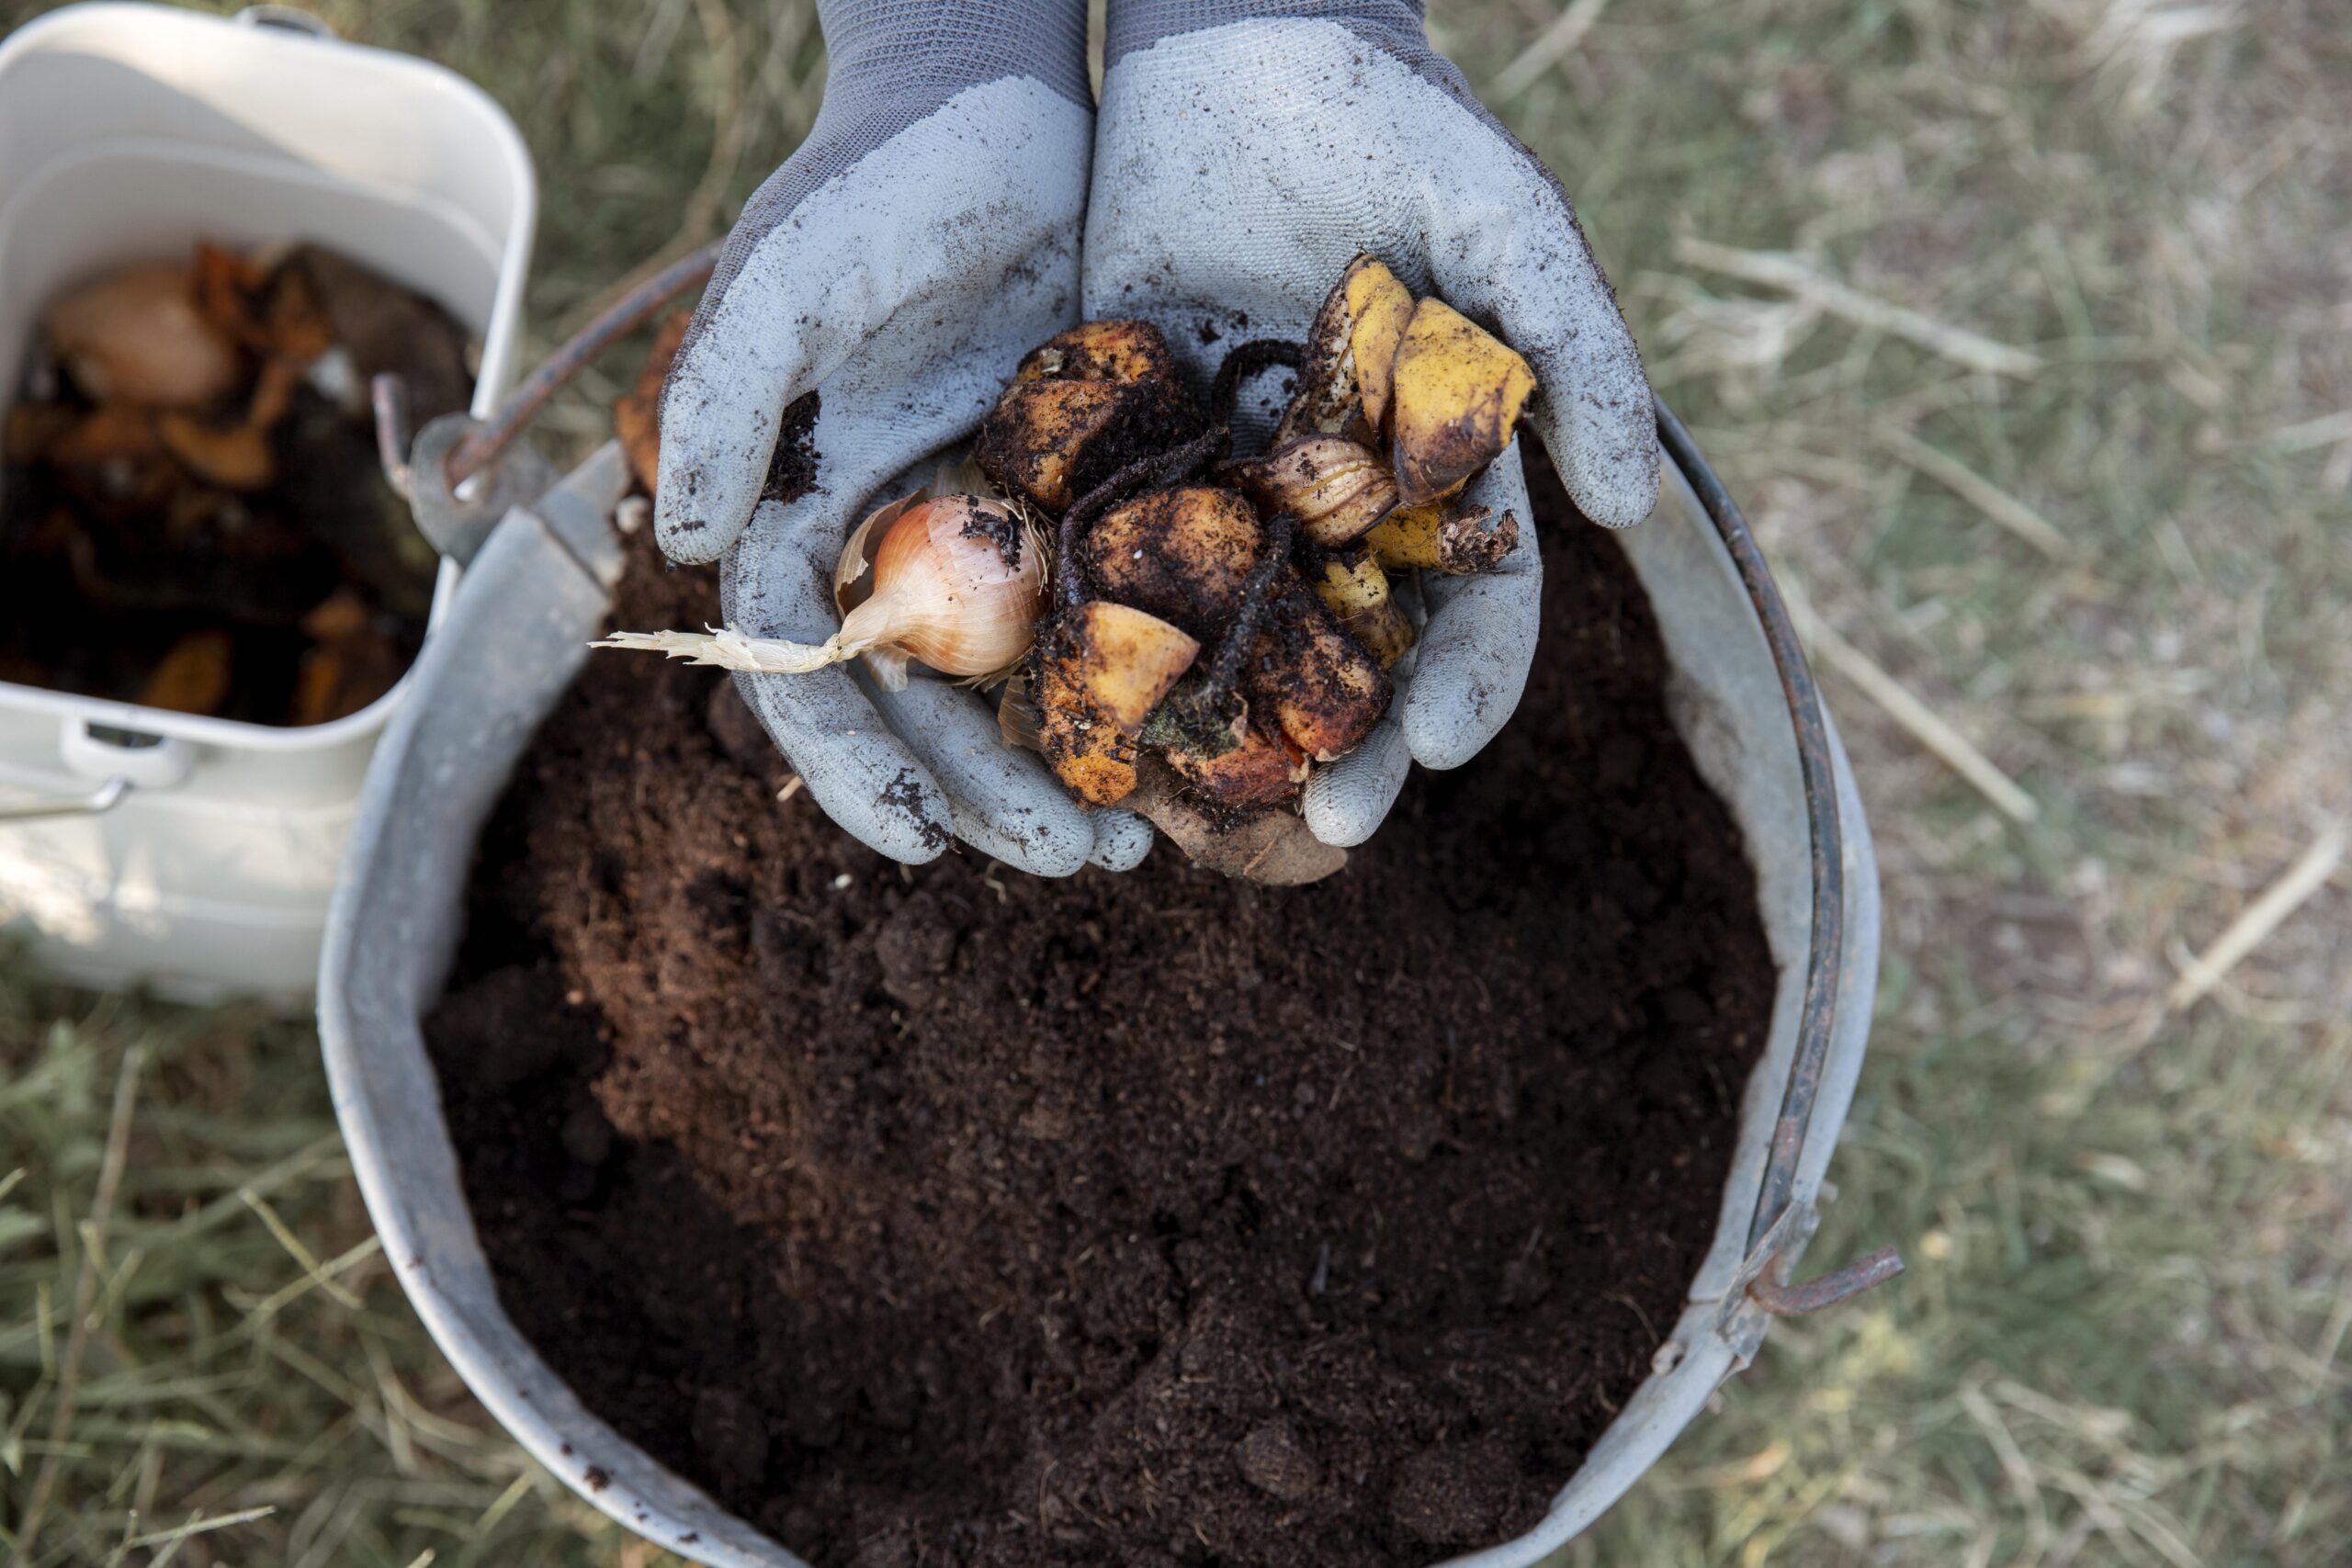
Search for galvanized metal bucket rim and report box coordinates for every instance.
[319,401,1886,1567]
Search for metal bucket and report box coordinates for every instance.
[317,409,1887,1567]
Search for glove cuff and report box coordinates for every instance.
[1106,0,1427,69]
[704,0,1091,332]
[821,0,1092,112]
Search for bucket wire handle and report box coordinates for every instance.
[1657,396,1904,1317]
[374,242,725,506]
[0,776,130,824]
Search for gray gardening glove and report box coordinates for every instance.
[653,0,1152,875]
[1089,0,1660,848]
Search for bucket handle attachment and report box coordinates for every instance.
[1749,1245,1906,1316]
[373,243,725,530]
[1657,397,1905,1320]
[2,721,196,823]
[0,719,192,822]
[61,718,196,790]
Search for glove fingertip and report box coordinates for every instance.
[653,344,791,566]
[864,676,1097,877]
[825,754,956,866]
[1401,552,1541,771]
[1555,413,1662,530]
[1518,323,1662,532]
[1399,647,1524,772]
[653,443,761,566]
[1399,704,1500,773]
[1087,808,1155,872]
[1302,727,1412,847]
[1300,791,1378,850]
[654,508,734,566]
[868,753,959,864]
[952,795,1094,878]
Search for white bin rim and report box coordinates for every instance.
[319,411,1886,1567]
[0,0,539,753]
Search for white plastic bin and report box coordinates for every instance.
[0,3,535,999]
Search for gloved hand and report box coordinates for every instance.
[653,0,1155,874]
[1087,0,1660,848]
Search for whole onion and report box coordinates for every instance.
[595,493,1046,689]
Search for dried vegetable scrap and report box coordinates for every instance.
[0,242,470,725]
[602,254,1532,873]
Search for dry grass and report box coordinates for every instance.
[5,0,2350,1564]
[1440,3,2352,1563]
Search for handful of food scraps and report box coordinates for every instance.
[599,255,1532,879]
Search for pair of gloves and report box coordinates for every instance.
[655,0,1658,874]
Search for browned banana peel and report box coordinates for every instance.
[1127,759,1349,886]
[1230,434,1398,547]
[1034,653,1140,805]
[1061,600,1202,729]
[1030,600,1201,805]
[1387,299,1536,506]
[1364,500,1520,575]
[1275,254,1415,447]
[975,321,1201,514]
[1311,546,1415,669]
[1274,257,1534,520]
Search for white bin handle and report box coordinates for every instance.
[234,6,336,39]
[0,720,196,824]
[61,719,196,790]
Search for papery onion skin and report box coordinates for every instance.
[849,495,1046,679]
[45,263,242,410]
[597,493,1046,685]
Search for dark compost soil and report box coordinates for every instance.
[424,457,1777,1568]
